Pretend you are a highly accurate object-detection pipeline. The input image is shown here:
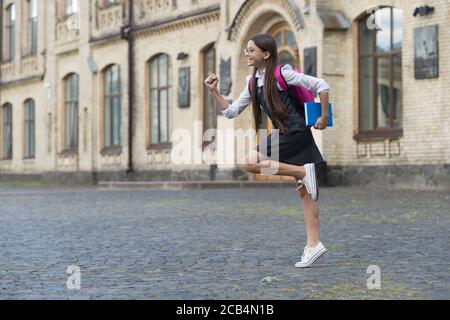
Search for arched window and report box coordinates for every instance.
[24,99,35,158]
[2,103,13,159]
[358,7,403,137]
[148,54,171,146]
[64,73,79,150]
[271,24,298,67]
[103,65,121,147]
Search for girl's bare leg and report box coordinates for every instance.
[241,151,320,248]
[241,151,306,179]
[297,183,320,247]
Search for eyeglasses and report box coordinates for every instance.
[244,48,255,56]
[244,47,267,56]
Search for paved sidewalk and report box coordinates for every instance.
[0,185,448,299]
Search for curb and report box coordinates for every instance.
[97,180,295,190]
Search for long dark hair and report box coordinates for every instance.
[250,34,288,133]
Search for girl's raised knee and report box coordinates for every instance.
[240,162,256,173]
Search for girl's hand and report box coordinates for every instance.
[204,73,219,92]
[314,117,328,130]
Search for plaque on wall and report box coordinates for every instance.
[304,47,317,76]
[414,25,439,79]
[219,58,232,96]
[178,67,190,108]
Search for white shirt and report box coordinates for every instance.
[221,64,330,119]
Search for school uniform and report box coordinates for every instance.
[221,64,330,166]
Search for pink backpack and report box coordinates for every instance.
[249,64,315,117]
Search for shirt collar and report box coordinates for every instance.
[255,68,266,79]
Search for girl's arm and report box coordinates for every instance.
[280,64,330,96]
[204,74,252,119]
[210,88,230,111]
[281,64,330,129]
[316,91,330,129]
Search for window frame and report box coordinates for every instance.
[270,24,299,67]
[27,0,38,56]
[24,99,35,159]
[4,3,16,62]
[356,7,403,140]
[103,64,122,149]
[148,54,171,149]
[2,103,13,160]
[63,73,79,152]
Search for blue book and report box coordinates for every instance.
[304,102,333,127]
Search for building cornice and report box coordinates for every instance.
[89,3,220,48]
[0,74,44,88]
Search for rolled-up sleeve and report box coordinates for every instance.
[221,75,252,119]
[281,64,330,96]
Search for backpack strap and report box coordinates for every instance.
[248,77,253,95]
[275,64,288,91]
[249,65,288,94]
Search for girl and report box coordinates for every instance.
[204,34,330,268]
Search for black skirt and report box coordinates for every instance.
[256,129,323,166]
[255,86,324,166]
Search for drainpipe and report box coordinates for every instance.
[121,0,134,174]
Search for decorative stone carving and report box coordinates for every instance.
[178,67,190,108]
[219,58,232,96]
[303,47,316,76]
[414,25,439,79]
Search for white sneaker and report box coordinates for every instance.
[295,242,326,268]
[296,163,319,201]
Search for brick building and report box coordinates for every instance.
[0,0,449,189]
